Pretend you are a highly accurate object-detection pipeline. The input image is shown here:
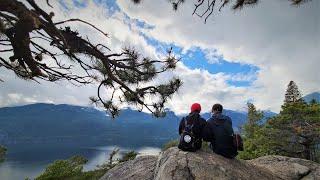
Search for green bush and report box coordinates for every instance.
[35,155,88,180]
[35,148,140,180]
[202,142,212,153]
[35,155,113,180]
[119,151,138,163]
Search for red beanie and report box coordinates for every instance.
[191,103,201,113]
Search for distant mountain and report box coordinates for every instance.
[0,103,276,149]
[303,92,320,103]
[0,103,180,149]
[201,110,247,131]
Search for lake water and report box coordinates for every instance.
[0,145,161,180]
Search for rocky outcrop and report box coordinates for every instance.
[100,155,158,180]
[249,155,320,180]
[100,147,320,180]
[153,147,277,180]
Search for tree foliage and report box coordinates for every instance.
[284,80,302,104]
[35,149,139,180]
[0,0,181,117]
[238,103,273,159]
[268,81,320,161]
[119,151,138,163]
[268,100,320,161]
[239,82,320,162]
[245,102,264,138]
[35,155,88,180]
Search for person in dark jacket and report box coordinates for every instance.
[203,104,237,158]
[178,103,207,151]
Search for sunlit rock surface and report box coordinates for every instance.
[101,147,320,180]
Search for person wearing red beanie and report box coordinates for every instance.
[190,103,201,113]
[178,103,206,152]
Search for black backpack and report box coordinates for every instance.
[178,117,198,152]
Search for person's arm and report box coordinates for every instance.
[202,120,213,141]
[178,118,185,135]
[225,116,234,135]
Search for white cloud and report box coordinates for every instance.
[204,49,223,64]
[166,63,250,114]
[117,0,320,112]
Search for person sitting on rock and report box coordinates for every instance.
[178,103,207,152]
[203,103,238,158]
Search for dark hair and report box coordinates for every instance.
[212,104,223,113]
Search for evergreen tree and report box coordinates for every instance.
[267,82,320,161]
[245,102,264,138]
[284,81,302,104]
[238,92,320,162]
[238,103,271,160]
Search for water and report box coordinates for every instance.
[0,145,161,180]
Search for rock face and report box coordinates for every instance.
[249,155,320,180]
[153,147,277,180]
[100,147,320,180]
[100,155,158,180]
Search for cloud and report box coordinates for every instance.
[117,0,320,112]
[1,0,318,115]
[166,63,250,114]
[2,92,52,106]
[203,49,223,64]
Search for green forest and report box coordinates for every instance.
[239,81,320,162]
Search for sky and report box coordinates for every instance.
[0,0,319,114]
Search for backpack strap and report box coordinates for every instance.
[185,116,194,129]
[184,117,188,127]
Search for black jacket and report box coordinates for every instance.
[203,113,237,158]
[179,112,207,150]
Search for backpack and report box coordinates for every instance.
[233,134,244,151]
[178,117,198,152]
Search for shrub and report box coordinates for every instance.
[119,151,138,163]
[35,155,87,180]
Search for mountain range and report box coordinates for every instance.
[0,104,272,148]
[303,92,320,103]
[0,92,317,150]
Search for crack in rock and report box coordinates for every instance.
[185,153,195,180]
